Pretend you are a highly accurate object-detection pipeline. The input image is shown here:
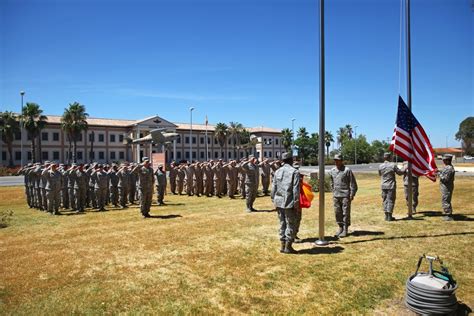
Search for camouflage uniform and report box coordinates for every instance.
[403,172,419,212]
[329,164,358,234]
[241,159,259,211]
[259,160,272,195]
[92,169,109,211]
[378,160,404,219]
[155,167,167,205]
[176,166,186,195]
[271,158,300,253]
[169,163,178,194]
[108,168,119,207]
[117,167,130,208]
[43,167,63,215]
[73,168,88,212]
[203,163,214,196]
[132,163,154,217]
[439,162,455,217]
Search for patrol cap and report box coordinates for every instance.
[384,152,392,158]
[158,164,164,168]
[142,157,149,162]
[248,155,255,159]
[333,154,343,161]
[281,152,290,160]
[442,154,453,161]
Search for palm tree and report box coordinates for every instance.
[281,128,293,152]
[0,111,20,166]
[238,128,251,157]
[228,121,243,160]
[345,124,353,140]
[61,102,88,163]
[325,131,334,158]
[214,122,228,160]
[21,103,47,163]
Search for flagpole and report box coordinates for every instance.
[316,0,328,246]
[405,0,414,219]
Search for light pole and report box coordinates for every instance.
[20,91,25,166]
[189,107,195,162]
[354,125,358,165]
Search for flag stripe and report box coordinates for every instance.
[390,96,438,182]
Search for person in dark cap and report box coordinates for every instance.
[378,152,404,221]
[131,157,155,218]
[438,154,455,221]
[329,154,358,237]
[271,152,300,253]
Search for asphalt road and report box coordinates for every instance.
[2,163,471,187]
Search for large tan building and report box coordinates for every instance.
[0,114,285,165]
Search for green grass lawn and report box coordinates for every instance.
[0,173,473,315]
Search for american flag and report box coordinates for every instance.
[389,96,438,181]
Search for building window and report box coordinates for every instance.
[200,151,205,159]
[256,151,260,158]
[15,132,21,140]
[27,151,32,160]
[200,137,204,144]
[42,151,49,161]
[119,151,125,160]
[99,151,104,160]
[268,138,273,145]
[2,151,7,160]
[177,151,181,159]
[119,134,124,143]
[228,152,232,159]
[89,133,95,142]
[207,137,211,144]
[177,135,181,144]
[110,134,116,143]
[53,132,60,141]
[53,151,60,160]
[214,152,219,159]
[99,134,105,142]
[185,137,190,144]
[77,133,83,142]
[110,151,116,160]
[269,151,272,158]
[42,132,48,141]
[192,151,196,159]
[275,138,279,145]
[276,151,280,158]
[15,151,21,160]
[77,151,83,160]
[192,137,196,144]
[264,151,267,158]
[214,139,218,145]
[185,151,189,159]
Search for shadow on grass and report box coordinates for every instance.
[253,209,277,213]
[299,236,340,243]
[148,214,182,219]
[157,203,186,206]
[418,211,474,221]
[342,231,474,245]
[350,230,385,237]
[456,302,472,315]
[297,245,344,255]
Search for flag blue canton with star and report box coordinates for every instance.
[396,96,419,132]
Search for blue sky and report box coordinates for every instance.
[1,0,472,148]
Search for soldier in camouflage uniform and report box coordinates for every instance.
[271,152,300,254]
[59,164,70,209]
[176,164,186,195]
[378,152,404,221]
[241,155,259,212]
[193,162,204,197]
[237,160,247,199]
[131,157,155,218]
[329,154,358,237]
[17,163,34,208]
[65,164,77,211]
[203,162,214,197]
[73,164,88,213]
[91,164,109,211]
[402,163,419,213]
[224,160,238,199]
[169,162,178,195]
[108,164,119,207]
[184,161,194,196]
[128,165,137,204]
[259,159,272,196]
[117,163,130,209]
[438,154,455,221]
[40,161,50,211]
[212,160,224,198]
[42,162,63,215]
[154,164,167,205]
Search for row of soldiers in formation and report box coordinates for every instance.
[17,156,283,217]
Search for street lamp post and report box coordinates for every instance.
[20,91,25,166]
[354,125,358,165]
[189,107,195,162]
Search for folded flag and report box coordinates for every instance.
[299,181,315,209]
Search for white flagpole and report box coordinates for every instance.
[405,0,414,219]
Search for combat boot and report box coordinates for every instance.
[387,213,395,221]
[339,226,348,238]
[283,241,297,254]
[280,240,286,253]
[335,225,343,237]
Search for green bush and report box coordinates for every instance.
[308,175,331,192]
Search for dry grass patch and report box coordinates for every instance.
[0,174,473,315]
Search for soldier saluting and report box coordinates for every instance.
[131,157,155,218]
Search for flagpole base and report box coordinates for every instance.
[315,239,329,246]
